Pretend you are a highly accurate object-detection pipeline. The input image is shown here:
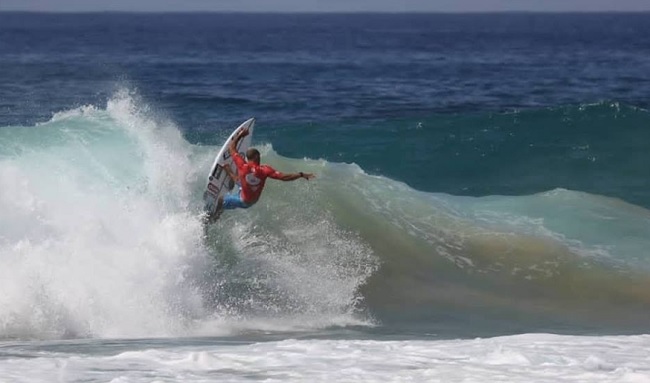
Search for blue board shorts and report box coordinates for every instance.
[222,188,253,209]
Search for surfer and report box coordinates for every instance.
[208,127,314,222]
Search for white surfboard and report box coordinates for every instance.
[203,118,255,215]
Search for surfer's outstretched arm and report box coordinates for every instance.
[272,171,315,181]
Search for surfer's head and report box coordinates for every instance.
[246,148,261,164]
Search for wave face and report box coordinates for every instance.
[0,92,376,340]
[2,93,650,339]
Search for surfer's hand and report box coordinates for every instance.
[238,128,250,138]
[301,172,315,180]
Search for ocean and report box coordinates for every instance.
[1,12,650,382]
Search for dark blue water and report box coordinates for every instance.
[2,12,650,205]
[2,13,650,339]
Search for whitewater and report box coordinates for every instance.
[0,92,377,339]
[2,335,650,382]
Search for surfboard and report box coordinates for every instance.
[203,117,255,216]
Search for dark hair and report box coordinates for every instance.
[246,148,260,161]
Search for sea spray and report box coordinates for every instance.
[0,92,380,340]
[0,92,209,339]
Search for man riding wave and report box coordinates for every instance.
[208,126,314,222]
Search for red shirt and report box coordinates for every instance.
[233,152,283,203]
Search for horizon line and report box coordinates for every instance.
[1,10,650,14]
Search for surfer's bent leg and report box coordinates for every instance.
[206,190,251,224]
[222,190,252,210]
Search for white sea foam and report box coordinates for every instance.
[1,334,649,382]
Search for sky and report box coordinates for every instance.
[1,0,649,13]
